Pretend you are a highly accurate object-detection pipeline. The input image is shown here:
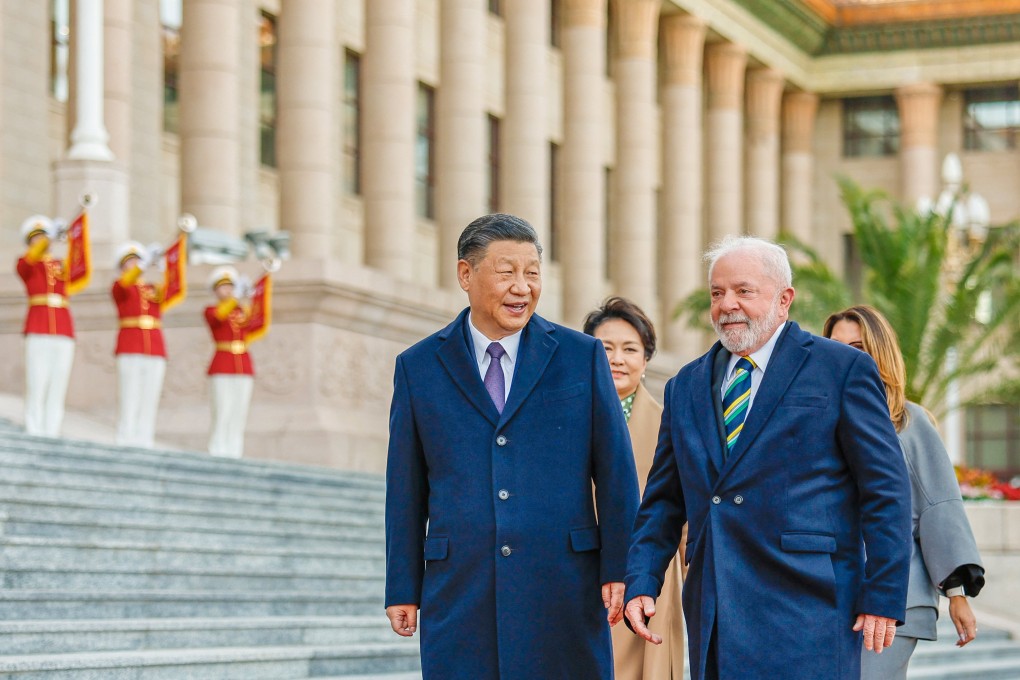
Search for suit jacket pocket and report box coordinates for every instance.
[783,394,828,409]
[569,526,602,552]
[423,535,449,561]
[544,383,585,403]
[781,532,836,553]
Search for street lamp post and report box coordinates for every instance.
[917,152,990,465]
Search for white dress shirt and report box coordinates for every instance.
[722,321,787,415]
[468,315,522,401]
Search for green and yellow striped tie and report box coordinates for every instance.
[722,356,756,451]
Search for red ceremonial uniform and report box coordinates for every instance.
[17,256,74,338]
[205,306,254,376]
[112,280,166,357]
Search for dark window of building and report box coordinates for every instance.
[964,85,1020,152]
[489,0,502,16]
[550,141,560,262]
[487,114,501,214]
[416,83,436,220]
[343,50,362,195]
[161,0,183,132]
[966,404,1020,478]
[259,12,278,167]
[843,95,900,158]
[51,0,70,102]
[550,0,561,48]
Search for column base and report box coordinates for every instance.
[54,158,129,266]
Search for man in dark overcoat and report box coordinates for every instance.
[385,213,640,678]
[625,235,912,680]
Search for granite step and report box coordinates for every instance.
[0,617,395,655]
[0,494,382,533]
[0,536,383,574]
[0,643,420,680]
[0,590,383,620]
[0,506,381,551]
[0,464,385,515]
[1,565,383,592]
[0,431,385,492]
[0,481,382,524]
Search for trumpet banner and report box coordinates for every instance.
[246,273,272,343]
[162,233,188,310]
[64,211,91,295]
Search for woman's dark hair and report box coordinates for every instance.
[582,296,657,360]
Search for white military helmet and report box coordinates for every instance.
[208,265,239,291]
[114,240,146,268]
[20,215,53,244]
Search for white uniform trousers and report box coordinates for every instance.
[116,354,166,448]
[24,334,75,437]
[208,374,253,458]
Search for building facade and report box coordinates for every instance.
[0,0,1018,473]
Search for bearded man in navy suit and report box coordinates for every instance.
[385,213,640,679]
[624,236,911,680]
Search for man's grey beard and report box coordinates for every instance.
[713,294,782,355]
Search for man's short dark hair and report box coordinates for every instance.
[457,213,544,267]
[582,296,657,361]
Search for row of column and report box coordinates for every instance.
[164,0,944,353]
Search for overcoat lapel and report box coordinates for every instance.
[714,322,809,485]
[692,347,725,479]
[499,314,557,426]
[436,309,500,427]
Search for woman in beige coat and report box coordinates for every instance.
[584,297,686,679]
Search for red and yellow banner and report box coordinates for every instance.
[246,273,272,343]
[162,233,188,311]
[64,211,91,295]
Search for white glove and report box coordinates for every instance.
[235,275,253,300]
[46,218,67,241]
[144,243,163,269]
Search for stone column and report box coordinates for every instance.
[501,0,549,249]
[659,13,705,354]
[362,0,416,279]
[436,0,487,288]
[68,0,113,161]
[178,0,242,234]
[704,41,746,242]
[277,0,338,258]
[610,0,659,321]
[560,0,607,327]
[745,68,784,239]
[781,91,818,245]
[103,0,132,164]
[896,82,942,206]
[55,0,129,261]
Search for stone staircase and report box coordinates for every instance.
[908,618,1020,679]
[0,419,422,679]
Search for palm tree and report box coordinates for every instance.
[677,177,1020,416]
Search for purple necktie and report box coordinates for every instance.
[484,342,507,413]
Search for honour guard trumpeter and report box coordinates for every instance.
[205,266,256,458]
[16,215,75,437]
[111,241,167,448]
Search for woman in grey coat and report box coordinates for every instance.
[825,305,985,680]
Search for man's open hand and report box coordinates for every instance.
[853,613,896,653]
[624,595,663,645]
